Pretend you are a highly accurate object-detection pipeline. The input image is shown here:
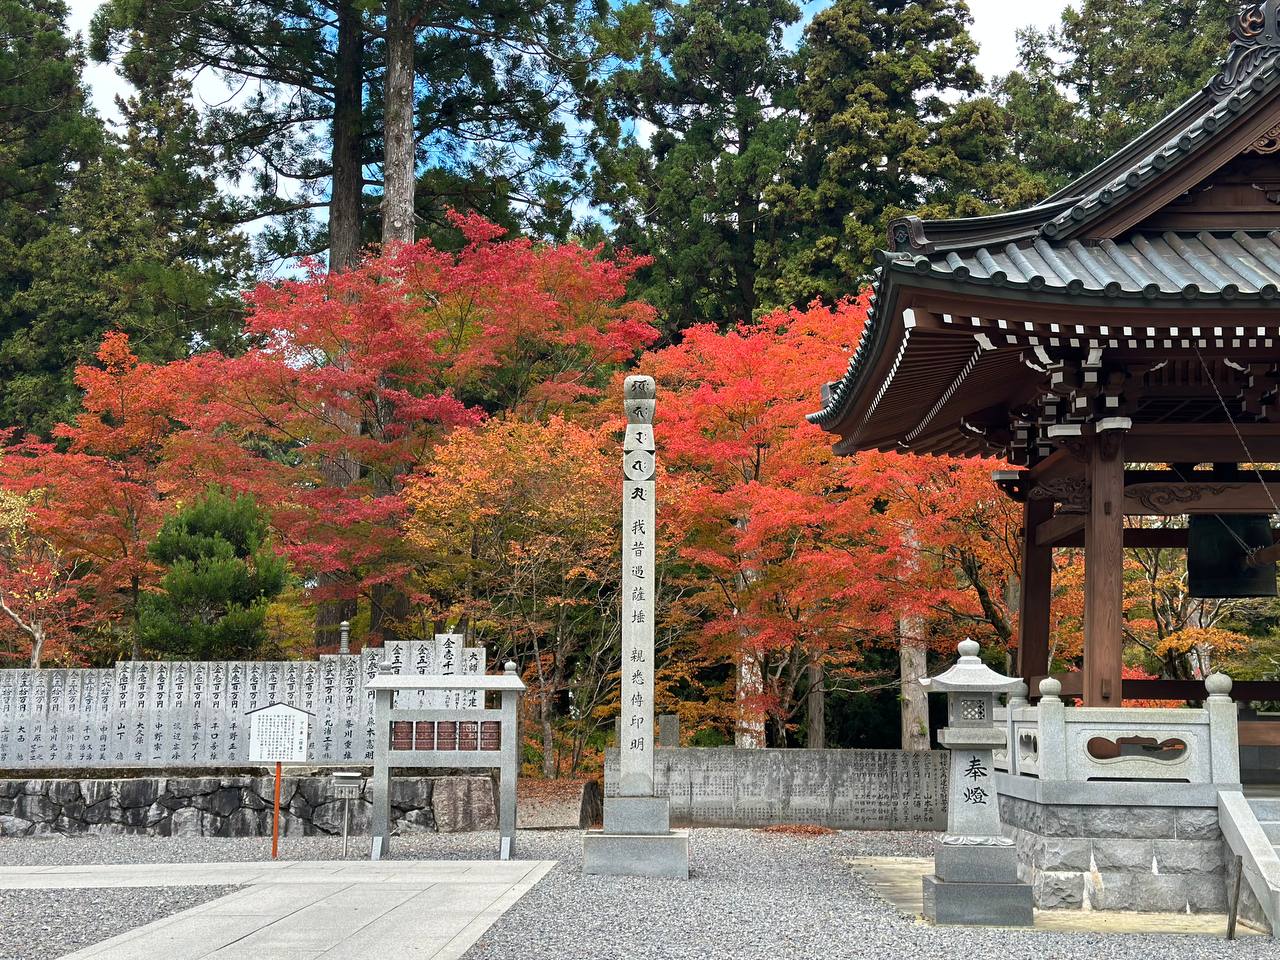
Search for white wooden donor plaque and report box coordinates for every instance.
[247,702,311,764]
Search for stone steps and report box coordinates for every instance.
[1248,798,1280,821]
[1260,821,1280,844]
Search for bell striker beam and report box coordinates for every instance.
[1083,429,1125,707]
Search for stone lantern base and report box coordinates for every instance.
[923,836,1033,925]
[923,875,1034,926]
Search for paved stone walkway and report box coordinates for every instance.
[850,856,1267,937]
[0,859,556,960]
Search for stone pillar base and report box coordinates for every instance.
[922,874,1033,926]
[602,796,670,834]
[582,828,690,879]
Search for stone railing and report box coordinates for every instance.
[1000,674,1240,785]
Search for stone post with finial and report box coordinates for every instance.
[583,375,689,878]
[920,638,1033,926]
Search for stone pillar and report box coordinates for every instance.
[620,376,656,794]
[1205,672,1241,785]
[368,658,394,860]
[583,376,689,879]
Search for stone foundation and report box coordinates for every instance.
[997,778,1230,914]
[0,775,497,838]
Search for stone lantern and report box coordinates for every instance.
[919,638,1033,926]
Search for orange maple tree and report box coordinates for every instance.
[642,297,1025,745]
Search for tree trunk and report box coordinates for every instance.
[805,659,825,748]
[329,0,364,271]
[899,619,930,751]
[539,690,556,778]
[28,624,44,669]
[735,650,766,747]
[381,0,415,246]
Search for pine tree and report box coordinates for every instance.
[994,0,1236,189]
[767,0,1044,304]
[138,490,289,660]
[591,0,802,333]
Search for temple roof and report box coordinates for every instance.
[812,2,1280,462]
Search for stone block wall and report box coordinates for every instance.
[0,775,497,838]
[999,795,1230,914]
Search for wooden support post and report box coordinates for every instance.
[1017,497,1053,688]
[1083,432,1125,707]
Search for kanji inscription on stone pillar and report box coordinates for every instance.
[621,375,656,797]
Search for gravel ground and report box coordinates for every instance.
[0,830,1274,960]
[0,886,235,960]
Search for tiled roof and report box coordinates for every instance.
[890,230,1280,300]
[808,230,1280,431]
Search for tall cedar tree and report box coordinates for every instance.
[994,0,1236,189]
[0,0,99,431]
[0,1,241,433]
[592,0,801,333]
[767,0,1044,303]
[138,490,288,660]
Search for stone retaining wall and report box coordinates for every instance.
[0,775,497,838]
[999,793,1230,914]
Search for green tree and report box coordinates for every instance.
[767,0,1044,303]
[994,0,1235,189]
[591,0,801,333]
[138,490,289,659]
[0,2,248,433]
[0,0,102,430]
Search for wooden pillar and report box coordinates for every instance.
[1017,496,1054,687]
[1083,432,1125,707]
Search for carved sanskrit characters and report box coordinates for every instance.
[621,375,657,797]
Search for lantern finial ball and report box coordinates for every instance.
[957,638,980,658]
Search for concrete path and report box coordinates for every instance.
[0,859,557,960]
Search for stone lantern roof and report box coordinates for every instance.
[921,640,1024,694]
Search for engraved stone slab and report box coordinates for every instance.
[318,656,340,763]
[605,747,949,830]
[168,662,189,766]
[188,662,208,765]
[0,670,15,767]
[226,661,246,762]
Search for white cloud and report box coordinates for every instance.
[967,0,1075,81]
[66,0,128,127]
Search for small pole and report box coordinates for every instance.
[1227,854,1243,940]
[271,760,282,859]
[339,620,350,655]
[342,795,351,858]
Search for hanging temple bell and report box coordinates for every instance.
[1187,514,1278,599]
